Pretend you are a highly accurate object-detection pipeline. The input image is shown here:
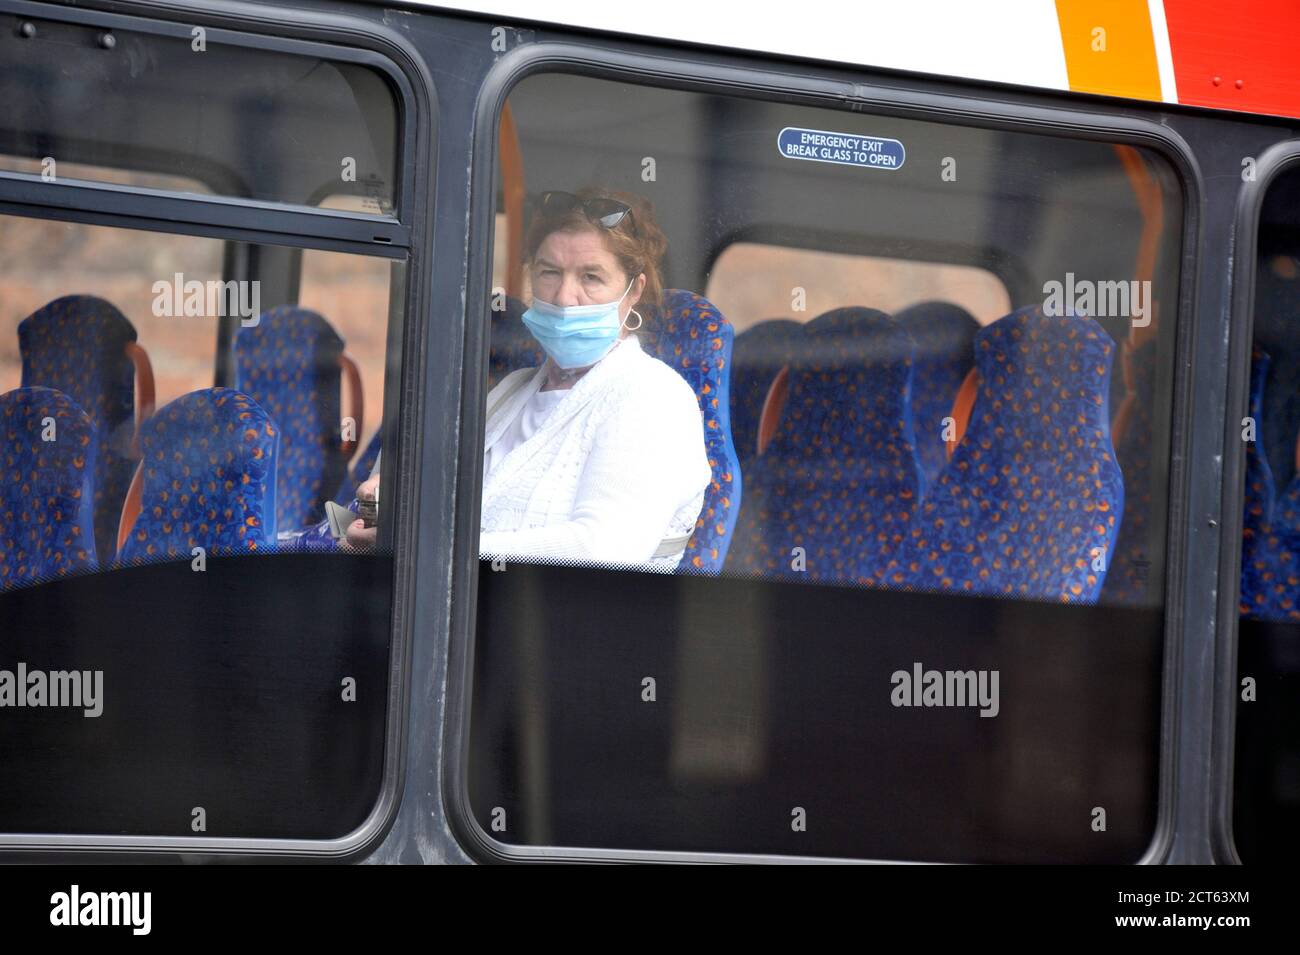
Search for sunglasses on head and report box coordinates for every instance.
[535,190,637,234]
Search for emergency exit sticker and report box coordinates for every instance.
[777,127,906,171]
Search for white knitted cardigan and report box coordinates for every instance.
[478,334,711,571]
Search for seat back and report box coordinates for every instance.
[1238,347,1300,620]
[726,307,922,584]
[895,301,978,487]
[234,306,347,529]
[488,295,542,389]
[1254,256,1300,490]
[117,388,279,564]
[0,387,98,590]
[19,294,141,563]
[1102,337,1160,602]
[876,305,1124,602]
[1239,497,1300,621]
[650,289,741,573]
[1245,459,1300,620]
[729,318,803,465]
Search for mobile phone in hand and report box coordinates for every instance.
[324,501,353,539]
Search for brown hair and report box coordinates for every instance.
[522,186,669,333]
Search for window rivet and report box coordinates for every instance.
[98,31,116,50]
[18,20,35,38]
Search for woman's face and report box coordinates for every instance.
[531,228,644,329]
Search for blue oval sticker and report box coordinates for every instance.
[777,126,906,171]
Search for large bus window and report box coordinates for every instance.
[1234,163,1300,863]
[0,10,398,213]
[0,0,423,847]
[0,3,413,843]
[0,209,402,839]
[467,72,1183,861]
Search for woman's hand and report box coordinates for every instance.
[340,473,380,552]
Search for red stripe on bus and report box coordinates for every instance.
[1165,0,1300,118]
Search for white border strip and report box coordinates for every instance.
[1147,0,1180,104]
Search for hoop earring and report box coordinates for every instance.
[623,308,643,331]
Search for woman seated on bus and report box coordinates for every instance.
[346,187,712,570]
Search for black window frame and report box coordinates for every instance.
[445,40,1203,864]
[0,0,436,861]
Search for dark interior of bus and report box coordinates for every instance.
[1234,164,1300,865]
[0,9,1288,864]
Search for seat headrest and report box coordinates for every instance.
[896,301,979,356]
[766,307,916,462]
[236,305,344,357]
[19,294,137,345]
[971,304,1114,428]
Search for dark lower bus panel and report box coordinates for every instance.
[470,560,1163,863]
[0,553,392,839]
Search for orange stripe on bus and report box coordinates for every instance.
[1055,0,1163,102]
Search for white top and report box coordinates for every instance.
[478,334,712,571]
[484,386,567,477]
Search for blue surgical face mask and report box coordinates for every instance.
[521,276,639,370]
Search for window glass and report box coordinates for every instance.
[0,156,212,197]
[299,247,390,459]
[0,14,397,213]
[469,72,1182,861]
[1234,164,1300,863]
[0,217,221,400]
[708,243,1011,330]
[492,211,511,294]
[0,211,400,838]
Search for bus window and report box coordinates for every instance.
[0,210,403,838]
[0,9,412,845]
[467,71,1183,862]
[0,11,398,213]
[1234,163,1300,864]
